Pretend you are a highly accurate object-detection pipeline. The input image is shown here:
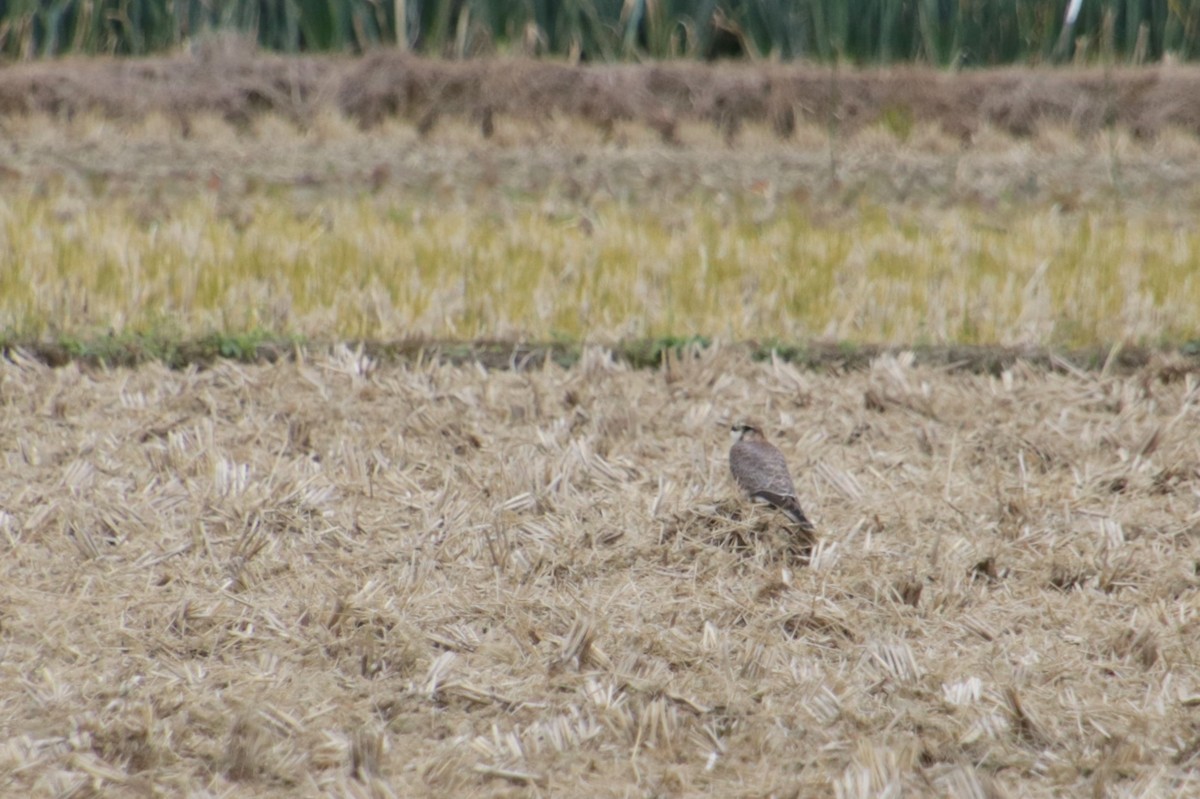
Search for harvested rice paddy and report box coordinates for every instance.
[2,348,1199,796]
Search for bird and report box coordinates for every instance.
[729,422,815,534]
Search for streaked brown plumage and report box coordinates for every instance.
[729,423,814,533]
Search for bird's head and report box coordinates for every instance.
[730,422,766,442]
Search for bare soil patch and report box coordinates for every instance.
[2,348,1199,796]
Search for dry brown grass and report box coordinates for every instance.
[4,49,1200,142]
[2,347,1199,796]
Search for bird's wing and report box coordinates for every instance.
[731,440,798,498]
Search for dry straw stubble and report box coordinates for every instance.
[1,346,1200,795]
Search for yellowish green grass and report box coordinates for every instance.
[3,188,1200,347]
[4,111,1200,349]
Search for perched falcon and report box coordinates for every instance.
[729,423,815,533]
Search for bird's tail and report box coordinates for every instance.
[780,497,815,535]
[754,490,816,534]
[780,498,817,564]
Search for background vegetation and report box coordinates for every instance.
[2,0,1200,64]
[4,109,1200,356]
[5,186,1199,349]
[1,23,1198,361]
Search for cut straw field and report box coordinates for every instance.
[2,347,1199,796]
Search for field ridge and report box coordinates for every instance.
[6,337,1200,377]
[3,51,1200,141]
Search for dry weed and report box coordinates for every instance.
[2,347,1199,795]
